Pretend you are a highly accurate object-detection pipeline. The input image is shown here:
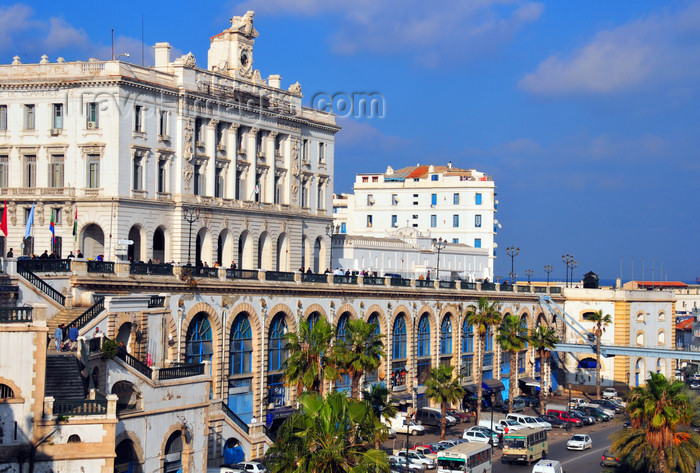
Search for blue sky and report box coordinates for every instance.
[2,1,699,282]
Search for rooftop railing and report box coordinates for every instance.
[158,363,205,380]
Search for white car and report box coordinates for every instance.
[463,428,498,446]
[602,388,618,399]
[387,455,425,472]
[566,434,592,451]
[394,450,435,470]
[211,462,268,473]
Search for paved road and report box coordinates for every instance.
[383,412,624,473]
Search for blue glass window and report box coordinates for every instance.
[431,174,439,181]
[392,315,407,360]
[268,314,287,372]
[185,313,213,364]
[230,314,252,375]
[475,214,482,228]
[366,313,381,383]
[521,317,528,348]
[417,314,430,357]
[340,222,346,233]
[462,321,474,353]
[431,193,437,205]
[453,215,459,227]
[440,316,452,355]
[474,238,482,248]
[475,193,482,205]
[485,326,493,351]
[430,215,437,227]
[453,193,459,204]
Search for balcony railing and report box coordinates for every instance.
[362,276,385,286]
[226,269,258,280]
[116,348,153,379]
[188,266,219,278]
[415,279,433,288]
[439,280,457,289]
[534,286,548,293]
[130,262,174,276]
[390,278,411,287]
[482,282,496,291]
[0,306,32,323]
[18,258,71,273]
[461,282,477,290]
[500,285,514,292]
[158,363,205,380]
[222,402,250,434]
[333,275,357,285]
[550,287,562,294]
[53,399,107,416]
[87,261,115,273]
[301,273,328,283]
[265,271,295,282]
[517,286,531,293]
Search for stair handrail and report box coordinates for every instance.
[67,296,106,330]
[115,347,153,379]
[16,262,66,306]
[221,401,250,434]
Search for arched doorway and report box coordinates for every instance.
[195,228,211,267]
[276,233,288,271]
[238,231,252,269]
[163,431,183,473]
[116,322,132,351]
[635,358,645,387]
[218,230,233,267]
[127,226,142,262]
[115,439,142,473]
[153,227,166,263]
[258,232,271,270]
[366,312,382,383]
[391,314,407,392]
[81,224,104,259]
[217,233,224,266]
[223,438,245,466]
[313,237,322,273]
[112,381,140,414]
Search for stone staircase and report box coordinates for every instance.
[47,307,91,351]
[45,355,86,400]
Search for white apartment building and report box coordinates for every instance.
[334,163,497,278]
[0,11,337,270]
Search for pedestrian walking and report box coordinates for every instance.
[53,325,63,351]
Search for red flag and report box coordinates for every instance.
[0,200,7,237]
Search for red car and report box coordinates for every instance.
[546,409,583,427]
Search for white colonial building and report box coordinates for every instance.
[0,10,338,271]
[333,163,497,278]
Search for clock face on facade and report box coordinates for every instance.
[240,50,250,68]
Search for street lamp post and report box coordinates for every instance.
[325,224,339,272]
[544,265,553,286]
[433,238,447,280]
[183,207,200,266]
[570,260,578,287]
[562,254,574,288]
[507,246,519,283]
[525,269,534,285]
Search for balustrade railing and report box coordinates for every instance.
[158,363,204,380]
[0,306,32,323]
[461,282,477,290]
[362,276,385,286]
[222,402,250,434]
[16,264,65,305]
[226,269,258,280]
[517,286,532,293]
[265,271,295,282]
[53,399,108,416]
[390,278,411,287]
[17,258,71,273]
[534,286,548,293]
[87,261,115,273]
[482,282,497,291]
[116,348,153,379]
[500,285,514,292]
[148,295,165,308]
[439,280,457,289]
[415,279,433,288]
[130,262,174,276]
[187,266,219,278]
[67,296,105,330]
[333,275,357,285]
[301,273,328,283]
[550,287,562,294]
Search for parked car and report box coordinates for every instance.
[466,425,500,445]
[462,428,496,445]
[568,397,587,409]
[602,388,618,399]
[446,408,471,423]
[588,399,622,415]
[221,462,268,473]
[569,410,595,425]
[422,407,458,425]
[567,434,592,451]
[506,413,552,431]
[690,380,700,390]
[601,449,620,467]
[387,456,425,472]
[410,445,438,457]
[546,409,583,427]
[499,399,526,413]
[578,405,611,422]
[438,439,460,449]
[394,450,435,470]
[514,395,540,407]
[540,414,567,429]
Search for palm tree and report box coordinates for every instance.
[496,315,528,414]
[529,324,558,415]
[587,310,612,398]
[425,365,465,440]
[284,316,335,397]
[265,391,388,473]
[334,318,385,400]
[611,372,700,473]
[362,384,398,449]
[466,297,502,424]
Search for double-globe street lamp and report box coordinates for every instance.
[433,237,447,280]
[525,268,534,285]
[325,224,340,272]
[562,254,577,288]
[183,206,201,266]
[506,245,519,283]
[544,264,553,286]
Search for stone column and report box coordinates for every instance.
[245,128,259,201]
[205,120,218,196]
[228,124,239,200]
[266,131,277,204]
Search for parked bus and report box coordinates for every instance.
[501,427,548,464]
[437,442,492,473]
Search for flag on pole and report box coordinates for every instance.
[0,200,7,237]
[72,208,78,241]
[49,211,55,245]
[255,182,260,195]
[24,202,34,239]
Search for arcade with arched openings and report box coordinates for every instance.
[81,223,104,259]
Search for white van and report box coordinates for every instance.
[532,459,564,473]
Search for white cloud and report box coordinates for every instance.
[43,18,90,52]
[519,3,700,95]
[0,4,38,51]
[235,0,543,65]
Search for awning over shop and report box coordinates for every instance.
[482,378,505,393]
[463,383,479,394]
[519,377,541,388]
[265,406,297,428]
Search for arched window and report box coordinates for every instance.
[461,321,474,378]
[657,330,665,346]
[185,313,213,364]
[417,314,430,357]
[658,311,666,321]
[307,312,320,330]
[67,434,81,443]
[230,314,252,375]
[440,315,452,355]
[163,432,183,473]
[337,313,349,341]
[268,314,287,372]
[391,315,407,388]
[0,383,14,398]
[656,358,662,374]
[336,313,351,391]
[520,316,528,348]
[366,313,381,383]
[636,332,644,347]
[636,312,645,323]
[485,326,493,351]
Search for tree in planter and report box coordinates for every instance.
[496,314,528,414]
[425,365,465,440]
[529,324,558,415]
[466,297,502,424]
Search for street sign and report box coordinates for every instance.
[117,239,134,245]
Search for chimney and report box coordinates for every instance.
[154,42,171,68]
[448,161,452,169]
[268,74,281,88]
